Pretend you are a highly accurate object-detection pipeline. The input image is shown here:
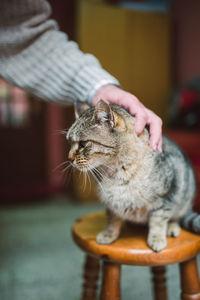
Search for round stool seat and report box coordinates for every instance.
[72,211,200,266]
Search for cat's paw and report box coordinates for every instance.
[96,230,119,244]
[167,222,181,237]
[147,234,167,252]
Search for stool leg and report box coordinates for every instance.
[179,256,200,300]
[100,260,121,300]
[151,266,168,300]
[82,254,100,300]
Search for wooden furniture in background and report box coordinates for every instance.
[72,211,200,300]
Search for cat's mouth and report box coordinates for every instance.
[72,160,89,172]
[74,165,89,172]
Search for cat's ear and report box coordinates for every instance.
[74,101,91,119]
[94,100,115,127]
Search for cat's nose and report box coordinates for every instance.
[68,151,75,162]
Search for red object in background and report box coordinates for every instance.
[180,90,199,109]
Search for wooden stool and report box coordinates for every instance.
[72,211,200,300]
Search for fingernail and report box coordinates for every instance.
[135,129,140,135]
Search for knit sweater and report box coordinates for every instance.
[0,0,119,105]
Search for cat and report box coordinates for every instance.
[67,100,200,252]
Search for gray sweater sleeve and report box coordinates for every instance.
[0,0,119,105]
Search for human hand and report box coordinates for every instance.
[92,85,162,152]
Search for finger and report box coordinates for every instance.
[123,98,147,134]
[135,114,147,135]
[131,106,148,135]
[149,118,162,151]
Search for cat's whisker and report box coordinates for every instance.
[86,170,92,192]
[93,167,110,183]
[89,168,98,181]
[54,128,69,136]
[89,168,106,197]
[93,167,112,184]
[53,161,73,186]
[97,166,113,177]
[79,168,87,192]
[83,170,87,192]
[78,170,82,180]
[74,167,92,193]
[63,165,73,185]
[92,167,103,180]
[100,164,115,172]
[61,163,72,173]
[89,169,100,186]
[81,170,85,192]
[97,165,116,182]
[52,160,70,173]
[70,167,78,187]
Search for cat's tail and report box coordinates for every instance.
[181,210,200,234]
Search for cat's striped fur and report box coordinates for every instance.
[67,100,200,252]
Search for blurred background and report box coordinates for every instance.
[0,0,200,299]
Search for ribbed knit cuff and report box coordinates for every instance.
[71,64,120,105]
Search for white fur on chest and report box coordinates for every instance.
[99,176,154,223]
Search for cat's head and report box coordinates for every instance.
[66,100,137,172]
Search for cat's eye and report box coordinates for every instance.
[79,141,87,149]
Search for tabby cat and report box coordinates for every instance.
[67,100,200,252]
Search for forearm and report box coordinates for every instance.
[0,0,119,105]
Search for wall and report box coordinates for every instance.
[172,0,200,85]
